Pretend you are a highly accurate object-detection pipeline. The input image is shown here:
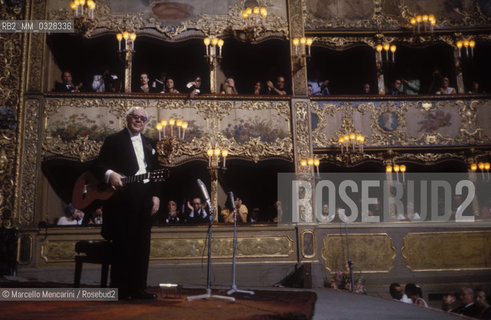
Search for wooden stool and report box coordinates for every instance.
[74,240,112,288]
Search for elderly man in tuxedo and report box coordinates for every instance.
[93,106,161,300]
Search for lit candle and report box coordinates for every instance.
[182,121,188,140]
[416,15,422,33]
[463,40,469,57]
[222,149,228,168]
[161,120,167,138]
[314,158,320,177]
[383,43,390,61]
[293,38,299,56]
[338,137,344,154]
[400,165,406,183]
[469,40,475,57]
[169,118,175,137]
[116,33,122,51]
[214,148,220,165]
[204,37,210,57]
[394,164,400,182]
[300,37,306,56]
[123,31,129,51]
[218,39,224,57]
[306,38,313,56]
[176,120,183,139]
[130,33,136,50]
[390,45,396,63]
[456,41,463,58]
[478,162,485,179]
[156,123,163,141]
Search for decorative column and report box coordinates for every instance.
[124,50,133,93]
[453,47,465,94]
[287,0,308,96]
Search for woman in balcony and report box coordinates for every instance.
[436,77,456,95]
[221,77,238,95]
[165,77,180,94]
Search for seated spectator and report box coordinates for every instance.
[315,79,330,95]
[54,71,83,92]
[220,195,248,223]
[389,282,412,304]
[135,73,150,93]
[91,69,119,93]
[83,206,103,225]
[428,68,443,94]
[57,203,84,225]
[253,81,264,95]
[186,75,202,98]
[161,200,183,224]
[308,84,313,96]
[389,79,403,95]
[273,200,283,223]
[266,76,290,95]
[362,83,371,94]
[436,76,456,95]
[405,283,428,307]
[151,72,167,93]
[451,287,482,318]
[186,197,209,223]
[442,292,458,312]
[221,77,238,95]
[475,288,491,319]
[468,81,482,94]
[402,77,420,95]
[165,77,179,94]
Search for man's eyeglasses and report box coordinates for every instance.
[129,114,148,122]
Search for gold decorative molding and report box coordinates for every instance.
[150,236,295,260]
[321,233,396,273]
[402,231,491,271]
[300,229,316,259]
[48,0,288,41]
[41,240,78,263]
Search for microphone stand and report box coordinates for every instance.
[187,185,235,302]
[344,221,354,293]
[227,198,254,296]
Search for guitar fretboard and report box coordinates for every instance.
[121,172,149,185]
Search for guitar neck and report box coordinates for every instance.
[121,172,150,185]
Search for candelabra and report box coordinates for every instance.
[240,5,268,41]
[409,14,436,34]
[338,133,365,154]
[206,147,229,220]
[70,0,96,36]
[156,118,189,141]
[116,31,136,92]
[203,37,224,65]
[456,39,476,58]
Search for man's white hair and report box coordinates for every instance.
[126,107,149,120]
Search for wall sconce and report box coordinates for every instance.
[292,37,313,58]
[156,118,189,140]
[338,133,365,154]
[300,157,320,177]
[470,161,490,180]
[242,6,267,26]
[386,163,407,183]
[410,14,435,33]
[204,36,224,64]
[207,147,228,169]
[116,31,136,53]
[376,43,396,63]
[456,39,475,58]
[70,0,96,35]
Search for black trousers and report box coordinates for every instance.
[103,183,153,294]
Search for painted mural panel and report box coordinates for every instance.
[306,0,374,21]
[403,0,474,22]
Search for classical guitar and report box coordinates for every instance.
[72,169,169,209]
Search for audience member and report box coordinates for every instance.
[442,292,458,312]
[159,200,183,224]
[54,71,83,92]
[452,287,481,317]
[362,83,371,94]
[389,79,403,95]
[405,283,428,307]
[83,206,103,225]
[165,77,179,94]
[151,72,167,93]
[475,289,491,319]
[436,76,456,95]
[266,76,290,95]
[187,197,209,223]
[57,203,84,225]
[186,75,202,98]
[389,282,412,304]
[253,81,264,95]
[428,68,443,94]
[136,73,151,93]
[273,200,283,223]
[316,79,330,95]
[91,69,119,93]
[308,84,313,96]
[468,81,482,94]
[402,77,421,95]
[221,77,238,95]
[248,208,260,223]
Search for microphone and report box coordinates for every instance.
[197,179,213,222]
[229,191,236,210]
